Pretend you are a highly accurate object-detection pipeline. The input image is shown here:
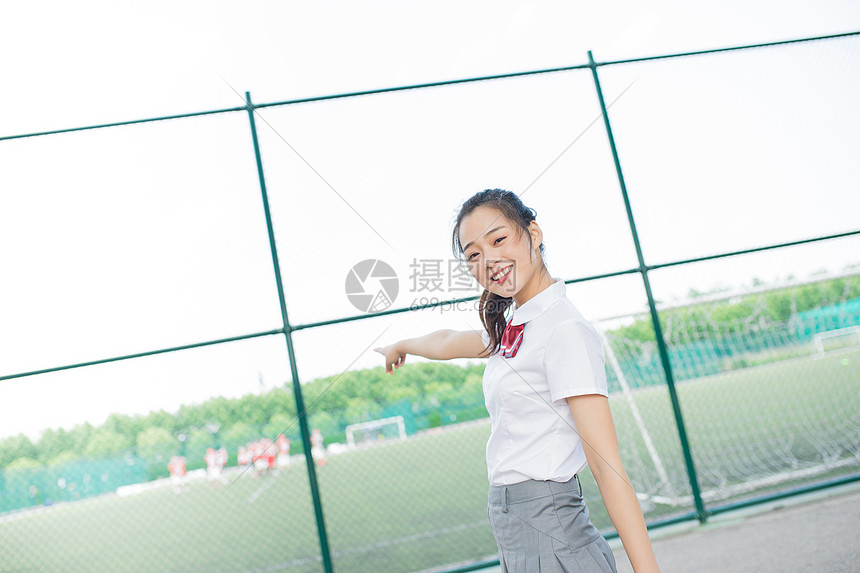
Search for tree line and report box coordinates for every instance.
[0,362,486,477]
[612,272,860,343]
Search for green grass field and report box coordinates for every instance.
[1,349,858,572]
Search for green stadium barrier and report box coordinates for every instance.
[0,455,148,513]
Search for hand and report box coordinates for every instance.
[374,343,407,374]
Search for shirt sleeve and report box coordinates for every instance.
[480,328,490,349]
[544,319,609,402]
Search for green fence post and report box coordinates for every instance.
[586,52,709,523]
[244,91,335,572]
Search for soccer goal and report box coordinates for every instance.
[345,416,407,449]
[814,326,860,354]
[595,273,860,508]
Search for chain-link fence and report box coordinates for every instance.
[1,31,859,572]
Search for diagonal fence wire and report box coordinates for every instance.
[220,76,395,252]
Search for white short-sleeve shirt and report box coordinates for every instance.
[480,278,609,486]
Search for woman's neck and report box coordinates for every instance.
[513,266,555,308]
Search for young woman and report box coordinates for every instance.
[375,189,660,573]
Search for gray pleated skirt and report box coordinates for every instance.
[488,475,617,573]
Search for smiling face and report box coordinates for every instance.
[458,205,547,304]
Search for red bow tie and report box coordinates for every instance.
[500,319,525,359]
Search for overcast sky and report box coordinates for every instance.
[1,1,859,441]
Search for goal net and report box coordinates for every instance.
[814,325,860,354]
[596,271,860,509]
[345,416,407,449]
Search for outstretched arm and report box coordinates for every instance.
[374,329,488,374]
[567,394,661,573]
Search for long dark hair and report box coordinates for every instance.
[452,189,546,355]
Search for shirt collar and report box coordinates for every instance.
[509,277,565,325]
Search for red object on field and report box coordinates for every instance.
[168,456,186,477]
